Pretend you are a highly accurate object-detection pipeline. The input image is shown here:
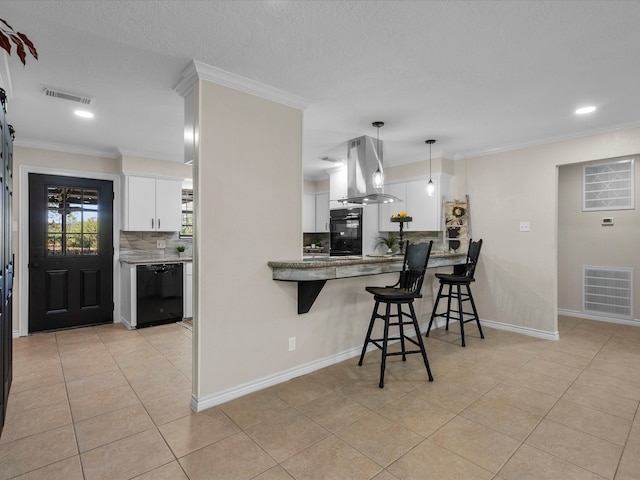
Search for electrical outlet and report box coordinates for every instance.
[288,337,296,351]
[519,221,531,232]
[156,239,166,249]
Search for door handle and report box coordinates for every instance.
[158,218,161,229]
[151,218,154,229]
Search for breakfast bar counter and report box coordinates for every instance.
[268,252,466,314]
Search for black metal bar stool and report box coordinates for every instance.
[358,241,434,388]
[426,239,484,347]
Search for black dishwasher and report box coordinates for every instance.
[136,263,183,328]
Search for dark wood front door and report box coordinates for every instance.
[28,174,114,333]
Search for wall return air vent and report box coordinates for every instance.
[583,266,633,319]
[42,86,94,105]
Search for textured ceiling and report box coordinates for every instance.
[1,0,640,178]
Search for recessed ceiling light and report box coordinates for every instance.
[74,110,94,119]
[575,106,596,115]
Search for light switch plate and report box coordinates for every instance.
[519,221,531,232]
[157,239,166,249]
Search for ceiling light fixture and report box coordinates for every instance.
[372,121,385,190]
[575,106,596,115]
[425,139,436,196]
[74,110,94,119]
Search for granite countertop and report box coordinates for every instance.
[268,251,462,268]
[120,255,192,265]
[268,251,466,282]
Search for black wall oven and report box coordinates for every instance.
[330,208,363,256]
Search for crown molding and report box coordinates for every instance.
[174,60,310,111]
[13,138,119,159]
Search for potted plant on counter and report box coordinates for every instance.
[177,245,187,258]
[377,233,398,254]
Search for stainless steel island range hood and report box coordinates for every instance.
[342,131,402,205]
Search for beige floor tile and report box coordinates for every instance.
[252,465,295,479]
[498,444,605,480]
[616,448,640,480]
[376,390,455,437]
[526,419,622,479]
[428,416,520,473]
[80,428,174,480]
[296,391,372,432]
[587,360,640,388]
[179,432,276,480]
[245,408,330,462]
[536,348,593,369]
[562,382,639,421]
[574,370,640,401]
[518,358,583,382]
[483,383,558,416]
[69,384,141,422]
[414,377,483,414]
[0,425,78,480]
[65,369,128,400]
[546,398,631,446]
[434,366,502,395]
[273,376,335,406]
[75,403,155,452]
[337,381,408,411]
[626,424,640,453]
[129,372,192,403]
[140,388,194,426]
[131,460,189,479]
[592,348,640,372]
[281,435,382,479]
[387,439,493,480]
[371,470,401,480]
[5,382,68,415]
[0,400,72,444]
[460,396,542,441]
[159,410,240,458]
[10,455,84,480]
[9,364,65,393]
[219,389,290,430]
[503,369,572,397]
[336,412,424,467]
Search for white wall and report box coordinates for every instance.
[558,158,639,319]
[451,126,640,335]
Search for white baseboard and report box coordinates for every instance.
[558,308,640,327]
[193,343,372,412]
[12,330,21,339]
[432,317,559,341]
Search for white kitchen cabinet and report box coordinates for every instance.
[378,183,406,231]
[303,192,330,232]
[303,193,316,232]
[315,192,330,232]
[378,176,449,232]
[122,175,182,231]
[184,261,193,319]
[329,166,348,209]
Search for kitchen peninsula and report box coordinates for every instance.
[268,251,465,314]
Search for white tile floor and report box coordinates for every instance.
[1,316,639,479]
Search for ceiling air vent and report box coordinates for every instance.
[42,86,94,105]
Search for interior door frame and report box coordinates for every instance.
[18,164,121,337]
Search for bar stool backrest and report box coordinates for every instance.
[399,241,433,293]
[462,239,483,280]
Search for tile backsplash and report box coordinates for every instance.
[120,231,192,257]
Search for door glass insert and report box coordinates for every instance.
[46,186,100,256]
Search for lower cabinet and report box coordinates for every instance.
[184,261,193,318]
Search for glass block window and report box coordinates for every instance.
[47,186,99,256]
[180,189,193,237]
[583,158,634,211]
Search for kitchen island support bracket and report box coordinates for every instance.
[298,280,327,314]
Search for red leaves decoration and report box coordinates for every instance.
[0,18,38,66]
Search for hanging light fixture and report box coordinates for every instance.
[372,121,385,189]
[425,139,436,196]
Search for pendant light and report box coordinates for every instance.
[372,121,385,190]
[425,139,436,196]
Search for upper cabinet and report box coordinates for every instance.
[378,176,450,232]
[302,192,330,233]
[329,166,348,209]
[122,175,182,231]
